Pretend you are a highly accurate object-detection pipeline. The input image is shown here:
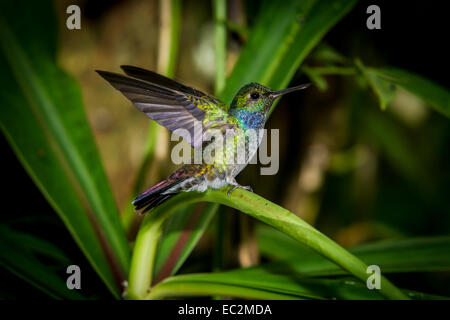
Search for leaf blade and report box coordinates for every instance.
[0,226,85,299]
[0,1,130,297]
[257,225,450,276]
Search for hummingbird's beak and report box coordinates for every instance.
[269,83,312,98]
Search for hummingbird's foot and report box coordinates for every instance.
[227,184,253,196]
[226,177,253,196]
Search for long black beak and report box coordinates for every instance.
[269,83,312,98]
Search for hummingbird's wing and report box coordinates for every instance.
[96,66,236,148]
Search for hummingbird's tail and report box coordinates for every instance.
[132,175,188,214]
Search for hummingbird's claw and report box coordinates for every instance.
[227,184,253,196]
[227,185,238,196]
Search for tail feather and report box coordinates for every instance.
[132,176,188,213]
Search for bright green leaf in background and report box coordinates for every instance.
[0,1,130,297]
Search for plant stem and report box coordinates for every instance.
[213,0,227,96]
[127,193,199,299]
[212,0,227,286]
[157,0,181,78]
[127,189,409,300]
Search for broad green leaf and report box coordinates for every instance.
[0,225,70,264]
[0,1,130,297]
[257,225,450,275]
[147,270,446,300]
[220,0,317,103]
[0,225,84,299]
[350,236,450,273]
[257,224,319,260]
[154,203,218,279]
[266,0,358,92]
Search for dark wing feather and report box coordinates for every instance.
[120,65,227,108]
[97,66,236,148]
[96,70,209,147]
[121,65,201,96]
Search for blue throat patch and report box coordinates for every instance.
[231,109,265,129]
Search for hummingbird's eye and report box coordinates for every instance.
[250,92,260,100]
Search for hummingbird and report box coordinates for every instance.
[97,66,310,213]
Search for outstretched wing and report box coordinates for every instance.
[96,66,236,148]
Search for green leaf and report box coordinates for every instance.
[0,1,130,297]
[0,225,71,264]
[310,43,348,65]
[357,62,450,116]
[350,236,450,273]
[257,224,319,260]
[0,226,84,299]
[302,66,329,91]
[220,0,315,104]
[154,203,218,279]
[370,67,450,117]
[266,0,358,91]
[257,225,450,276]
[356,60,396,110]
[147,270,446,300]
[147,271,332,300]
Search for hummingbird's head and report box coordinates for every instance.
[230,83,273,114]
[229,82,311,128]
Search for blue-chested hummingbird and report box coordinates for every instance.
[97,66,310,213]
